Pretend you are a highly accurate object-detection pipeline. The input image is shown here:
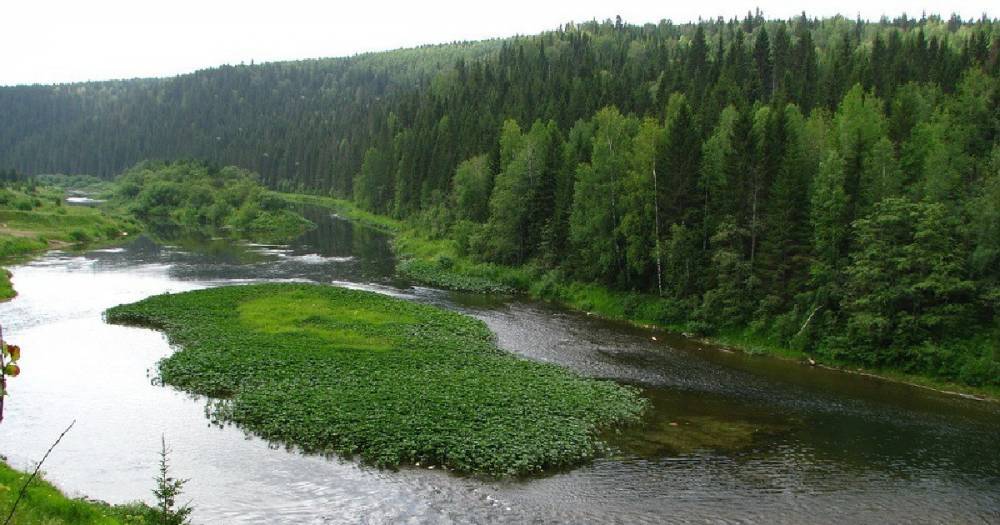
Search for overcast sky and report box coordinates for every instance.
[1,0,995,86]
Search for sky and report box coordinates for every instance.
[1,0,996,86]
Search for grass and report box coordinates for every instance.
[0,186,137,249]
[0,183,140,301]
[105,283,647,476]
[279,193,401,233]
[0,461,152,524]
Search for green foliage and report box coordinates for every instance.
[619,118,662,286]
[569,107,635,283]
[280,193,401,233]
[451,155,493,223]
[105,284,646,476]
[0,237,47,259]
[151,437,191,525]
[396,258,513,294]
[34,174,111,194]
[0,182,137,274]
[115,160,313,242]
[353,147,395,214]
[482,120,561,264]
[2,13,998,391]
[68,229,91,243]
[809,150,850,305]
[698,221,751,327]
[0,269,14,301]
[841,198,976,362]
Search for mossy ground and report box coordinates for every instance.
[105,283,647,476]
[0,461,152,524]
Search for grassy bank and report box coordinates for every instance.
[0,461,152,524]
[106,283,646,476]
[284,193,1000,401]
[0,183,139,301]
[279,193,401,233]
[0,185,136,251]
[280,193,527,293]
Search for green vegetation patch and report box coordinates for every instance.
[0,268,14,301]
[396,258,514,294]
[279,193,401,234]
[237,290,417,351]
[105,283,646,476]
[114,160,313,243]
[0,181,140,300]
[0,461,152,524]
[0,183,136,256]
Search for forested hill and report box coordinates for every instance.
[1,14,996,199]
[2,13,1000,386]
[0,39,501,186]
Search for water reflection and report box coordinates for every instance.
[0,208,996,524]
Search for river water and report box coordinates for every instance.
[0,207,997,524]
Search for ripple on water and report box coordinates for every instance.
[0,214,997,523]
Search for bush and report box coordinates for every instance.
[435,254,454,270]
[68,229,91,243]
[114,160,312,242]
[528,269,565,301]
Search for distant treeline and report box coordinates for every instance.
[1,13,998,384]
[0,13,994,196]
[0,168,30,183]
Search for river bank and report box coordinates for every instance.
[3,203,998,523]
[0,184,138,301]
[0,461,153,524]
[281,192,1000,402]
[0,186,149,523]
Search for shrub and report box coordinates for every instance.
[68,229,91,243]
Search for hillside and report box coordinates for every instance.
[2,13,999,386]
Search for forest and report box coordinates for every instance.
[1,12,998,386]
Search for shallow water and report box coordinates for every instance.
[1,208,997,524]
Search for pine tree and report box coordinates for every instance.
[752,27,773,101]
[153,436,192,525]
[843,198,975,359]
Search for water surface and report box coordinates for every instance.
[1,207,997,524]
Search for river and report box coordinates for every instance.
[1,207,997,524]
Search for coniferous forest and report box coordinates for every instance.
[2,13,999,386]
